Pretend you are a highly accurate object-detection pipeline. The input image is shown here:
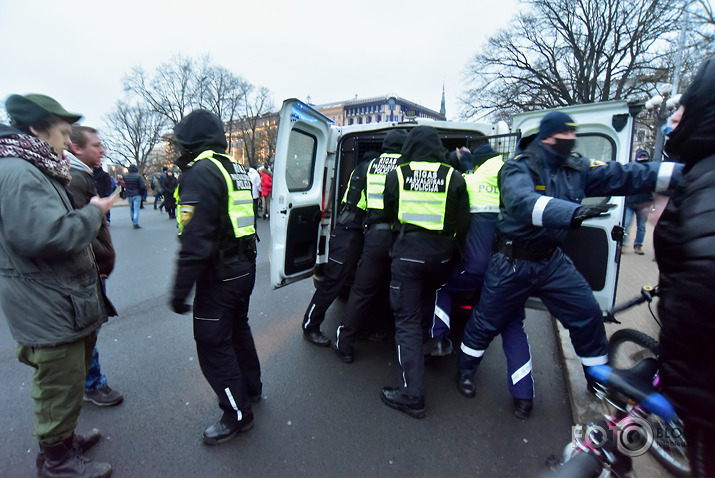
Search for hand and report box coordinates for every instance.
[170,298,191,315]
[89,195,118,214]
[571,203,616,228]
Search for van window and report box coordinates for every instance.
[575,133,615,164]
[575,133,616,205]
[285,129,316,192]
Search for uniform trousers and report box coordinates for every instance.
[17,332,97,444]
[193,258,261,422]
[389,233,456,397]
[432,213,533,399]
[303,226,364,332]
[459,248,608,374]
[336,226,392,353]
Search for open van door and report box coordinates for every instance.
[270,99,334,289]
[511,101,637,311]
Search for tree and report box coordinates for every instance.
[123,54,203,126]
[460,0,684,120]
[230,86,276,168]
[103,100,167,175]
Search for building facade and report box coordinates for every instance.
[315,95,446,126]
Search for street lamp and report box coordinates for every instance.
[646,84,678,162]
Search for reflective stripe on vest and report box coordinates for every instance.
[341,168,367,210]
[465,155,503,214]
[366,153,402,210]
[395,161,453,231]
[175,150,255,237]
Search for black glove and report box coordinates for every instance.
[170,297,191,315]
[571,203,616,228]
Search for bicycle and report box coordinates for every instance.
[544,286,691,477]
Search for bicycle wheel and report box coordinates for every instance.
[607,329,660,370]
[645,413,691,477]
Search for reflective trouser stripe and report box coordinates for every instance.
[304,304,316,329]
[397,344,407,388]
[511,359,532,385]
[434,305,450,330]
[656,162,675,192]
[460,343,485,358]
[580,354,608,366]
[224,387,243,421]
[531,196,552,226]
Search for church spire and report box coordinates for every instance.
[440,81,446,118]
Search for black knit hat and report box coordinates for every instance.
[537,111,578,139]
[5,94,82,129]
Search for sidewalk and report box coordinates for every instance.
[557,225,671,477]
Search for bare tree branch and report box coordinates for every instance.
[103,100,167,175]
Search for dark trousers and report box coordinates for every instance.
[303,226,364,332]
[193,259,261,421]
[389,234,456,397]
[459,249,608,374]
[336,226,392,353]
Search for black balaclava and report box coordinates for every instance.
[665,57,715,167]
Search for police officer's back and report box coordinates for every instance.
[379,125,469,418]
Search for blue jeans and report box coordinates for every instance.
[624,206,648,246]
[85,346,107,392]
[127,195,141,225]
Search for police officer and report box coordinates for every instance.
[427,143,534,419]
[457,111,683,401]
[380,126,470,418]
[301,152,374,346]
[334,130,408,362]
[170,110,262,445]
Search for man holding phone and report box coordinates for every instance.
[68,125,123,408]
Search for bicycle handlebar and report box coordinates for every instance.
[607,285,659,317]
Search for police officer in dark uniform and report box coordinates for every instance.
[457,111,683,400]
[428,143,534,419]
[301,152,374,346]
[334,130,407,362]
[170,110,262,445]
[380,126,470,418]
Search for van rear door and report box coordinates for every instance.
[511,101,636,311]
[269,99,334,289]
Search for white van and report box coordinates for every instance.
[269,98,640,312]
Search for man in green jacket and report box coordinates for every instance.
[0,94,116,478]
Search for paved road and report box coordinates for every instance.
[0,204,573,477]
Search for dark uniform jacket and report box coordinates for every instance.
[172,150,257,303]
[497,140,681,251]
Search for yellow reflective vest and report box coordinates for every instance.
[175,150,255,237]
[464,155,503,213]
[366,153,402,210]
[395,161,453,231]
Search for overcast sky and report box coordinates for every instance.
[0,0,519,129]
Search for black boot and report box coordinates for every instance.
[380,387,426,419]
[456,371,477,398]
[40,436,111,478]
[37,429,102,473]
[202,413,254,445]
